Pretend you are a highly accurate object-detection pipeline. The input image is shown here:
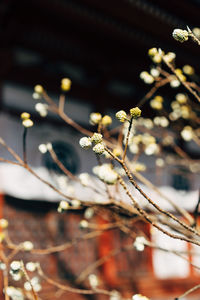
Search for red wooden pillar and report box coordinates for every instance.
[0,193,4,300]
[97,216,119,287]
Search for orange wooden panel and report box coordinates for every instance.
[0,194,4,300]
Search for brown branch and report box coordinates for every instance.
[117,175,200,247]
[175,282,200,299]
[76,243,133,283]
[105,147,197,236]
[58,94,65,113]
[129,166,193,224]
[42,91,115,149]
[43,91,93,137]
[20,261,38,300]
[5,230,109,255]
[48,147,78,182]
[122,118,132,161]
[121,161,200,237]
[162,57,200,103]
[37,264,120,297]
[137,77,170,108]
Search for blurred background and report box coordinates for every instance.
[0,0,200,299]
[1,0,200,185]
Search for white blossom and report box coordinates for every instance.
[5,286,24,300]
[94,164,118,184]
[10,261,21,272]
[84,207,94,219]
[79,137,92,149]
[35,103,48,117]
[132,294,149,300]
[26,262,37,272]
[79,173,90,186]
[181,126,193,141]
[144,143,159,156]
[23,241,34,251]
[88,274,99,288]
[57,200,69,213]
[92,143,105,155]
[133,236,147,252]
[79,220,89,229]
[38,144,47,154]
[110,290,121,300]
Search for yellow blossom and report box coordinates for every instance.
[61,78,72,91]
[150,99,163,110]
[113,148,121,157]
[154,95,163,103]
[90,112,102,125]
[21,112,30,120]
[183,65,194,75]
[102,115,112,126]
[34,85,44,94]
[148,48,158,56]
[130,107,141,119]
[176,93,187,104]
[0,219,8,229]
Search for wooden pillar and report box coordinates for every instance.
[0,193,5,300]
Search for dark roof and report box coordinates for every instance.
[0,0,200,111]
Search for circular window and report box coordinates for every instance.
[43,141,79,175]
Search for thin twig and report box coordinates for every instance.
[23,127,28,165]
[192,189,200,228]
[105,147,198,237]
[117,175,200,247]
[137,77,170,108]
[20,261,38,300]
[37,264,120,297]
[122,118,132,161]
[58,94,65,113]
[162,57,200,103]
[175,282,200,299]
[76,243,133,283]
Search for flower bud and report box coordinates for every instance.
[183,65,194,75]
[26,262,37,272]
[21,112,30,120]
[35,103,48,117]
[61,78,72,91]
[148,47,158,56]
[22,119,34,128]
[38,144,47,154]
[57,200,69,213]
[91,133,103,144]
[79,220,88,229]
[79,137,92,149]
[34,85,44,94]
[89,112,102,125]
[102,115,112,126]
[115,110,127,122]
[172,29,189,42]
[132,294,150,300]
[113,148,121,157]
[79,173,90,186]
[130,107,141,119]
[92,143,105,155]
[0,218,8,229]
[181,126,193,141]
[10,261,21,273]
[23,241,34,251]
